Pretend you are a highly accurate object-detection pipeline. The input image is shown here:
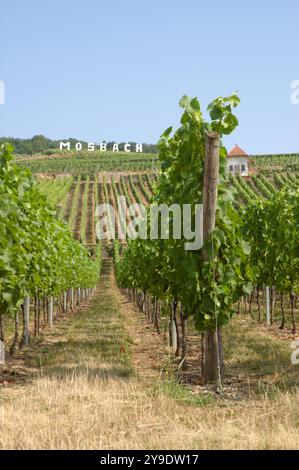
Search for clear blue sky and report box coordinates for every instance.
[1,0,299,154]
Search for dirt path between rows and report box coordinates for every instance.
[109,266,169,382]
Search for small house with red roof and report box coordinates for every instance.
[227,145,250,177]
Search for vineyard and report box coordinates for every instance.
[17,152,159,174]
[3,0,299,451]
[251,153,299,173]
[31,97,299,385]
[36,169,299,354]
[6,145,294,383]
[0,145,101,360]
[1,97,299,450]
[37,171,299,245]
[111,95,299,386]
[37,173,157,246]
[16,148,299,177]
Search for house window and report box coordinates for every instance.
[241,164,246,172]
[229,165,234,172]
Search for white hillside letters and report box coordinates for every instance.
[60,141,71,150]
[59,141,143,152]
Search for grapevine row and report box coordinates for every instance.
[0,145,101,356]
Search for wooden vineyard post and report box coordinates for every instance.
[202,131,224,386]
[66,289,71,313]
[23,295,30,346]
[0,338,4,366]
[70,288,74,310]
[0,308,4,365]
[265,286,270,326]
[48,296,53,328]
[63,291,68,313]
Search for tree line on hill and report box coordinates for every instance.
[0,135,158,155]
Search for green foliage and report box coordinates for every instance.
[37,176,74,216]
[242,189,299,292]
[17,152,159,174]
[230,173,299,205]
[252,154,299,174]
[115,95,254,332]
[208,93,240,135]
[68,176,81,231]
[0,144,101,317]
[80,176,90,244]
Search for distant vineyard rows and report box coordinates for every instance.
[17,152,159,174]
[38,174,157,246]
[16,150,299,174]
[38,171,299,247]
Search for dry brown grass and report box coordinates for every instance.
[1,371,299,449]
[1,260,299,450]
